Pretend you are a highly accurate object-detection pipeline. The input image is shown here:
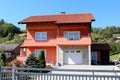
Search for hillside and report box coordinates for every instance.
[0,19,26,44]
[92,26,120,56]
[0,33,26,44]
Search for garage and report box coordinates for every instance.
[91,44,112,65]
[63,50,82,65]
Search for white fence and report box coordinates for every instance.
[0,66,120,80]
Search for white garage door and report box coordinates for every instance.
[64,50,82,64]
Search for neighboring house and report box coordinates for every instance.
[17,12,110,66]
[0,44,20,60]
[115,37,120,42]
[91,44,111,65]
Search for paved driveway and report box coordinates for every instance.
[57,65,116,70]
[52,65,120,76]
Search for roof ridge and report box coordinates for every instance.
[30,13,93,17]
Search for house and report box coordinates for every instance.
[91,44,111,65]
[0,44,20,60]
[115,37,120,42]
[17,12,109,66]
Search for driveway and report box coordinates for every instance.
[57,65,116,70]
[52,65,120,76]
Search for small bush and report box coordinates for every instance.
[0,59,4,66]
[45,65,52,69]
[13,60,22,67]
[25,53,39,68]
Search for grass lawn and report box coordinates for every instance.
[113,34,120,37]
[110,53,120,60]
[118,65,120,69]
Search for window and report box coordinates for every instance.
[35,49,46,58]
[70,50,75,53]
[35,32,47,40]
[64,50,81,54]
[76,50,81,53]
[64,31,80,40]
[64,50,69,53]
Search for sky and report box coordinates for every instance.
[0,0,120,30]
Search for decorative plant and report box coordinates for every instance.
[13,59,22,67]
[0,51,6,66]
[25,53,39,68]
[37,51,46,68]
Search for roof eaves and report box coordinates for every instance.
[55,21,92,24]
[18,20,56,24]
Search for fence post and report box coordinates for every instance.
[12,66,15,80]
[0,67,1,80]
[92,71,94,80]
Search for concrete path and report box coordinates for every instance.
[52,65,120,76]
[57,65,116,70]
[36,65,120,80]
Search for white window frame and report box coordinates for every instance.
[64,31,80,40]
[35,32,47,40]
[34,49,46,58]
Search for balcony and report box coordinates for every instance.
[21,39,57,47]
[56,36,91,46]
[21,36,91,47]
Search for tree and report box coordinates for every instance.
[0,51,6,66]
[25,53,39,68]
[7,33,14,40]
[92,28,101,34]
[0,19,5,26]
[38,51,46,68]
[0,23,21,37]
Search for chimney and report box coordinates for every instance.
[61,12,65,14]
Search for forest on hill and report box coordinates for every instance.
[0,19,120,55]
[0,19,26,44]
[92,26,120,55]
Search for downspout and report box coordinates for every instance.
[88,45,91,65]
[56,24,61,66]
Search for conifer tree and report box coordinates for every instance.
[25,53,39,68]
[38,51,46,68]
[0,51,6,66]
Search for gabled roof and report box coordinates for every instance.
[18,13,95,24]
[0,44,19,52]
[91,44,112,51]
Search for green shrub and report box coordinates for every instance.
[38,51,46,68]
[0,51,6,65]
[45,65,52,69]
[13,60,22,67]
[0,59,4,66]
[25,53,39,68]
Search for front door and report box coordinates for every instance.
[91,52,98,65]
[64,50,82,65]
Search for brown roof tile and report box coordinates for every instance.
[0,44,19,51]
[18,13,95,24]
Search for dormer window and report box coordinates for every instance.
[35,32,47,40]
[64,31,80,40]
